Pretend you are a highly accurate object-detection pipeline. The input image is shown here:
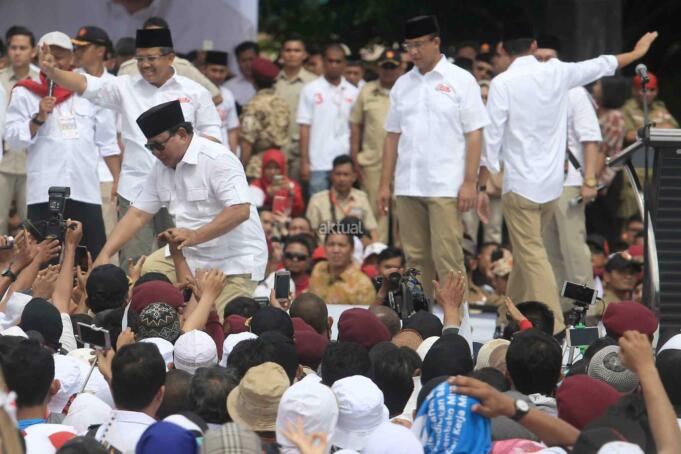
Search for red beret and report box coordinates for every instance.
[251,57,279,81]
[130,280,184,314]
[338,308,391,350]
[557,375,621,429]
[633,71,658,90]
[293,318,329,370]
[602,301,658,338]
[223,314,248,336]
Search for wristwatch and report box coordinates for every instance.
[584,177,598,188]
[31,114,45,126]
[510,399,530,421]
[1,267,17,283]
[477,184,487,192]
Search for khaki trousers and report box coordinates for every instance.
[543,186,593,313]
[461,195,503,245]
[502,191,565,333]
[360,164,389,243]
[117,196,174,268]
[395,196,465,298]
[142,246,257,321]
[0,172,26,235]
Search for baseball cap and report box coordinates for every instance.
[72,26,111,48]
[363,242,388,261]
[39,31,74,51]
[173,330,218,374]
[605,253,642,273]
[587,345,639,393]
[378,49,402,68]
[403,311,443,339]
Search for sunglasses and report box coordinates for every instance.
[145,131,176,152]
[284,252,308,261]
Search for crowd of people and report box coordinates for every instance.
[0,9,679,454]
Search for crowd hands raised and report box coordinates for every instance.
[0,11,678,454]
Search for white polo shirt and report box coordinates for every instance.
[565,87,602,187]
[384,55,490,197]
[5,86,118,205]
[297,76,359,172]
[483,55,617,203]
[95,410,155,453]
[217,85,240,147]
[81,71,221,203]
[133,135,267,281]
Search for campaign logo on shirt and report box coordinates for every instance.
[314,93,324,105]
[177,97,192,103]
[435,83,453,94]
[344,96,354,104]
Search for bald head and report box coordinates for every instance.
[368,305,401,337]
[290,293,329,336]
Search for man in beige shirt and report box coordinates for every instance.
[0,26,38,234]
[306,155,378,241]
[350,49,404,243]
[274,34,317,180]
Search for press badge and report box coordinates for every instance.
[58,113,79,139]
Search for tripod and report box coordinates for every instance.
[563,302,589,368]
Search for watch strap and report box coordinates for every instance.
[1,267,17,282]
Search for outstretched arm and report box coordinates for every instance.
[39,43,88,94]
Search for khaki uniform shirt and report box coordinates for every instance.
[587,288,621,322]
[349,80,390,168]
[0,66,39,175]
[240,88,290,152]
[274,67,316,147]
[118,56,220,99]
[622,98,679,136]
[306,188,378,239]
[308,261,376,305]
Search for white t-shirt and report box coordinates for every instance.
[564,87,602,187]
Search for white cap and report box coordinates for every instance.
[363,421,423,454]
[363,242,388,261]
[140,337,174,369]
[597,441,644,454]
[48,354,84,414]
[1,292,32,328]
[276,378,339,453]
[220,332,257,367]
[416,336,439,361]
[63,393,112,434]
[331,376,389,452]
[38,31,74,51]
[173,330,218,374]
[0,326,27,338]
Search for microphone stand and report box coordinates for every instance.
[640,76,651,305]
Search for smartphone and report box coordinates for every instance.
[76,323,111,350]
[182,287,193,302]
[567,327,600,347]
[561,281,597,305]
[272,194,290,215]
[254,297,270,308]
[274,270,291,301]
[75,245,89,272]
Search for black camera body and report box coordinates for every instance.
[25,187,71,243]
[383,268,429,320]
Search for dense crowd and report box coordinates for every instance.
[0,9,679,454]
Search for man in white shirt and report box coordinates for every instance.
[6,31,117,257]
[377,16,490,297]
[536,36,603,313]
[95,343,165,452]
[298,43,359,196]
[95,101,267,316]
[481,25,658,333]
[38,27,222,267]
[225,41,258,108]
[202,50,240,152]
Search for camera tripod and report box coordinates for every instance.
[563,302,589,369]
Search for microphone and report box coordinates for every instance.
[47,79,55,97]
[635,64,649,84]
[569,184,606,207]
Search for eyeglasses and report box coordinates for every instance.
[284,252,309,262]
[402,37,434,51]
[144,131,176,152]
[134,53,170,64]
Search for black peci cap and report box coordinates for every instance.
[204,50,229,66]
[404,15,440,40]
[136,100,185,139]
[135,28,173,49]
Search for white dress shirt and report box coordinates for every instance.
[87,70,121,184]
[217,85,240,146]
[81,71,221,202]
[224,74,256,106]
[95,410,155,453]
[385,55,490,197]
[297,76,359,172]
[564,87,602,187]
[5,87,118,205]
[133,135,267,280]
[483,55,617,203]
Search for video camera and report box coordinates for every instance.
[24,187,71,243]
[382,268,429,320]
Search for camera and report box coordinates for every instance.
[381,268,429,320]
[25,186,71,243]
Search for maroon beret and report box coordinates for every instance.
[251,57,279,81]
[130,280,184,314]
[557,375,621,430]
[602,301,658,338]
[294,319,329,370]
[223,314,248,336]
[338,308,391,350]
